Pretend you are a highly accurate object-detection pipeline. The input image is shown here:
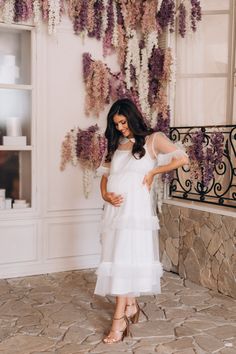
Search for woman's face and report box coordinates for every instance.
[113,114,133,138]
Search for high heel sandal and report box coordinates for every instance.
[103,315,130,344]
[126,301,141,324]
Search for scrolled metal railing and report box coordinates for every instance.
[169,125,236,209]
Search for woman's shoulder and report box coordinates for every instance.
[145,131,165,142]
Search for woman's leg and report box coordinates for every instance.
[103,296,128,343]
[125,296,137,317]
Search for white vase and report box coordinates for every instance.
[6,116,22,136]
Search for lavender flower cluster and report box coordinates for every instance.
[190,0,202,32]
[14,0,33,22]
[91,0,104,40]
[153,110,170,137]
[157,0,175,32]
[76,124,107,169]
[148,48,164,105]
[187,129,224,188]
[178,3,187,38]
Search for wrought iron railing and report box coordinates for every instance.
[169,125,236,209]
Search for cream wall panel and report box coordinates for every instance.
[46,219,101,260]
[41,18,119,212]
[0,222,39,264]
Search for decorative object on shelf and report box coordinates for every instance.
[0,54,19,84]
[13,199,29,209]
[3,116,27,146]
[6,116,22,136]
[60,124,107,198]
[0,189,12,209]
[0,188,6,209]
[5,198,12,209]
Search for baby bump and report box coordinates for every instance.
[107,173,151,207]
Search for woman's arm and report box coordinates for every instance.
[143,155,189,190]
[143,132,189,190]
[100,175,124,207]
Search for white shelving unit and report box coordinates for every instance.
[0,23,35,211]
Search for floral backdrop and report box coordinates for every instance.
[0,0,209,199]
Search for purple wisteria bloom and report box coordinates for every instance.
[178,2,186,38]
[190,0,202,32]
[157,0,175,32]
[82,53,92,82]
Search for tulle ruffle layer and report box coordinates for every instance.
[100,215,160,232]
[95,261,163,296]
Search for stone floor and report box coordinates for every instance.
[0,270,235,354]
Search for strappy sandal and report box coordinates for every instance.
[103,315,130,344]
[125,301,142,324]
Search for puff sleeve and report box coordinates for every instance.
[96,150,111,177]
[148,132,189,166]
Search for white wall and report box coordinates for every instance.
[0,17,120,278]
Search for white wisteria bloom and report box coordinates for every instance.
[48,0,61,34]
[124,29,132,89]
[138,48,151,121]
[2,0,14,24]
[130,29,140,77]
[83,168,93,198]
[71,128,78,167]
[33,0,41,25]
[101,0,109,38]
[146,30,158,59]
[157,0,163,13]
[124,29,140,89]
[112,0,118,48]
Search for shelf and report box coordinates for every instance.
[0,145,32,151]
[0,83,32,90]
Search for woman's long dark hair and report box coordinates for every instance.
[105,98,153,162]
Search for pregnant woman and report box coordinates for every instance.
[94,98,189,344]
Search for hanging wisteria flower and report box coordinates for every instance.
[60,129,74,171]
[153,109,170,136]
[138,47,151,122]
[87,0,95,36]
[92,0,104,40]
[48,0,61,35]
[186,129,224,188]
[162,47,173,82]
[84,60,110,116]
[190,0,202,32]
[41,0,49,21]
[61,124,107,197]
[33,0,41,24]
[141,0,157,36]
[157,0,175,32]
[101,0,109,37]
[103,0,114,56]
[117,24,126,66]
[82,53,93,81]
[124,29,140,89]
[178,2,187,38]
[2,0,14,23]
[111,0,118,48]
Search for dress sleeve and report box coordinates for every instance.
[148,132,189,166]
[96,150,111,177]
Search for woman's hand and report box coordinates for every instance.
[103,192,124,207]
[142,171,154,191]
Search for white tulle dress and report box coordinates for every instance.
[94,132,187,297]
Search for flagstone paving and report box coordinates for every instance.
[0,270,235,354]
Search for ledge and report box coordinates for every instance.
[163,198,236,218]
